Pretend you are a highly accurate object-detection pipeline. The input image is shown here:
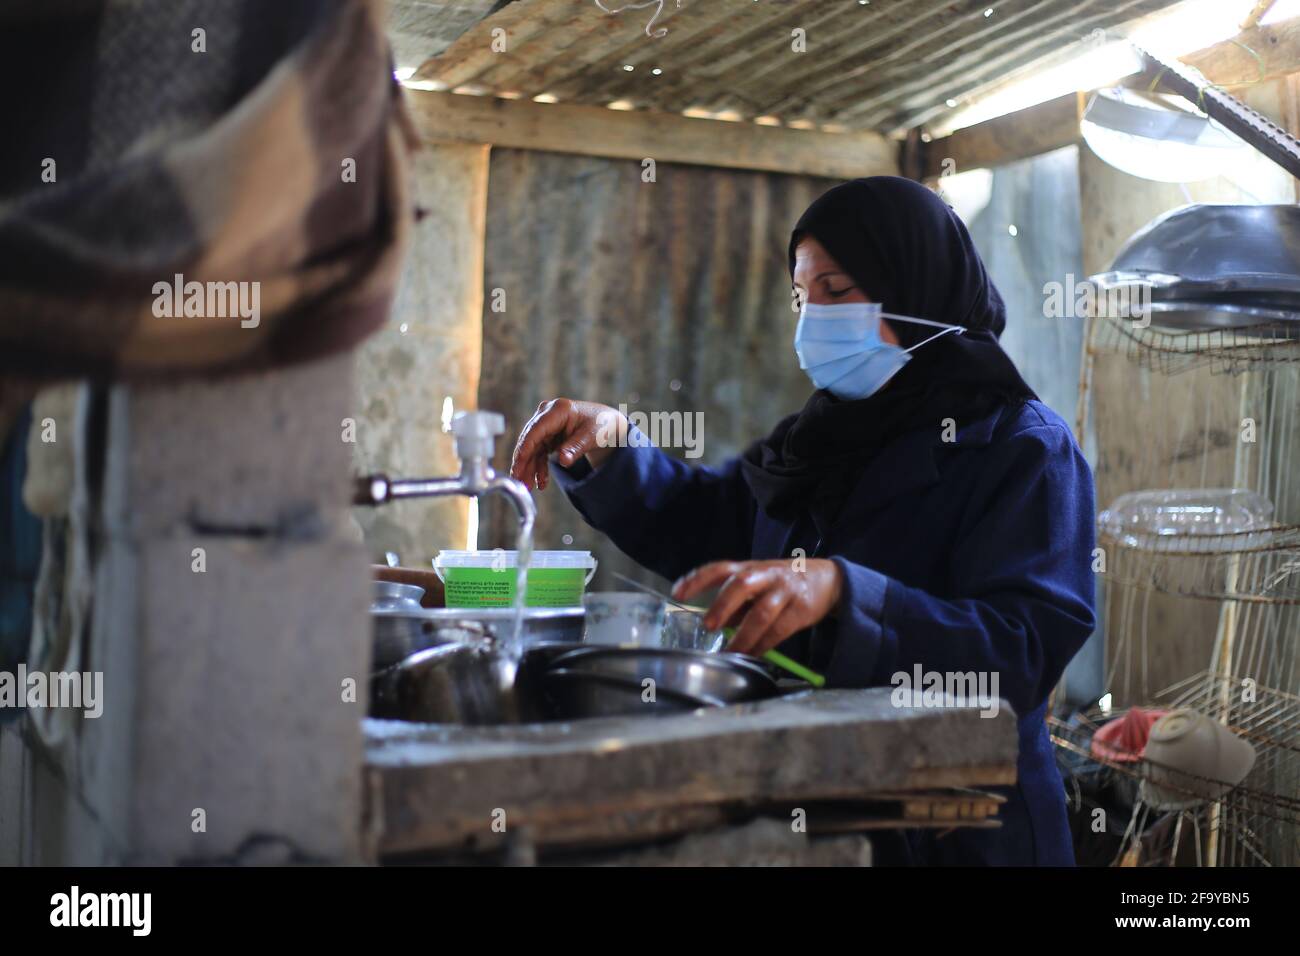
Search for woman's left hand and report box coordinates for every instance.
[672,559,844,657]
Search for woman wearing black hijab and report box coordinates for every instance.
[511,177,1096,866]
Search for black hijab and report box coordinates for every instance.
[741,177,1038,522]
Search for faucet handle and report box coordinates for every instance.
[450,410,506,461]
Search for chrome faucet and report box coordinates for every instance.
[353,411,536,551]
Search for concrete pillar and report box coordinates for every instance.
[40,352,372,864]
[352,142,490,565]
[0,724,31,864]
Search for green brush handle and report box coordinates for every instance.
[761,649,826,688]
[715,626,825,687]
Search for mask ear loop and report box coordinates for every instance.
[902,325,963,354]
[878,312,967,354]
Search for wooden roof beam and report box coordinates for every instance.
[920,93,1083,180]
[405,88,898,179]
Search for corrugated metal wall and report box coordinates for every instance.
[476,148,838,589]
[966,146,1086,424]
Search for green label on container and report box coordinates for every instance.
[442,566,587,608]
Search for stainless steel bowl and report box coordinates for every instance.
[1098,204,1300,298]
[1089,204,1300,334]
[1137,300,1300,335]
[371,641,582,724]
[369,605,585,672]
[542,646,778,719]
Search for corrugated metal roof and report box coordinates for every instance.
[388,0,505,75]
[403,0,1184,134]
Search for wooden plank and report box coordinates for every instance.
[364,688,1017,855]
[812,817,1002,833]
[372,756,1016,855]
[1243,1,1279,32]
[922,94,1082,178]
[381,793,1007,860]
[1178,16,1300,88]
[404,88,899,179]
[806,793,1007,834]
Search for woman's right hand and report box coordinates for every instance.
[510,399,628,491]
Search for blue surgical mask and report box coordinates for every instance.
[794,301,964,401]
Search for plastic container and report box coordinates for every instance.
[433,550,597,608]
[1098,488,1275,552]
[582,592,667,646]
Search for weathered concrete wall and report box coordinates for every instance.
[16,353,371,864]
[351,141,489,566]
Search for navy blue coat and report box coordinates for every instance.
[555,399,1096,866]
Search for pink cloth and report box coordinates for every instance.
[1092,707,1169,763]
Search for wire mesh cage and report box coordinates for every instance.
[1084,333,1300,706]
[1083,317,1300,521]
[1100,531,1300,602]
[1090,314,1300,376]
[1051,671,1300,867]
[1065,307,1300,866]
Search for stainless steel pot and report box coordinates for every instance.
[372,580,425,611]
[542,646,778,719]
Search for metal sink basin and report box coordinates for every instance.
[369,641,784,726]
[370,642,580,725]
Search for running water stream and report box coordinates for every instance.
[501,532,532,666]
[490,504,535,703]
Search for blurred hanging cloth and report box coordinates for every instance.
[0,0,414,385]
[0,0,414,768]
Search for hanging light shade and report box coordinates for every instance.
[1080,87,1250,183]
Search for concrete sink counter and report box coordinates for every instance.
[362,688,1018,863]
